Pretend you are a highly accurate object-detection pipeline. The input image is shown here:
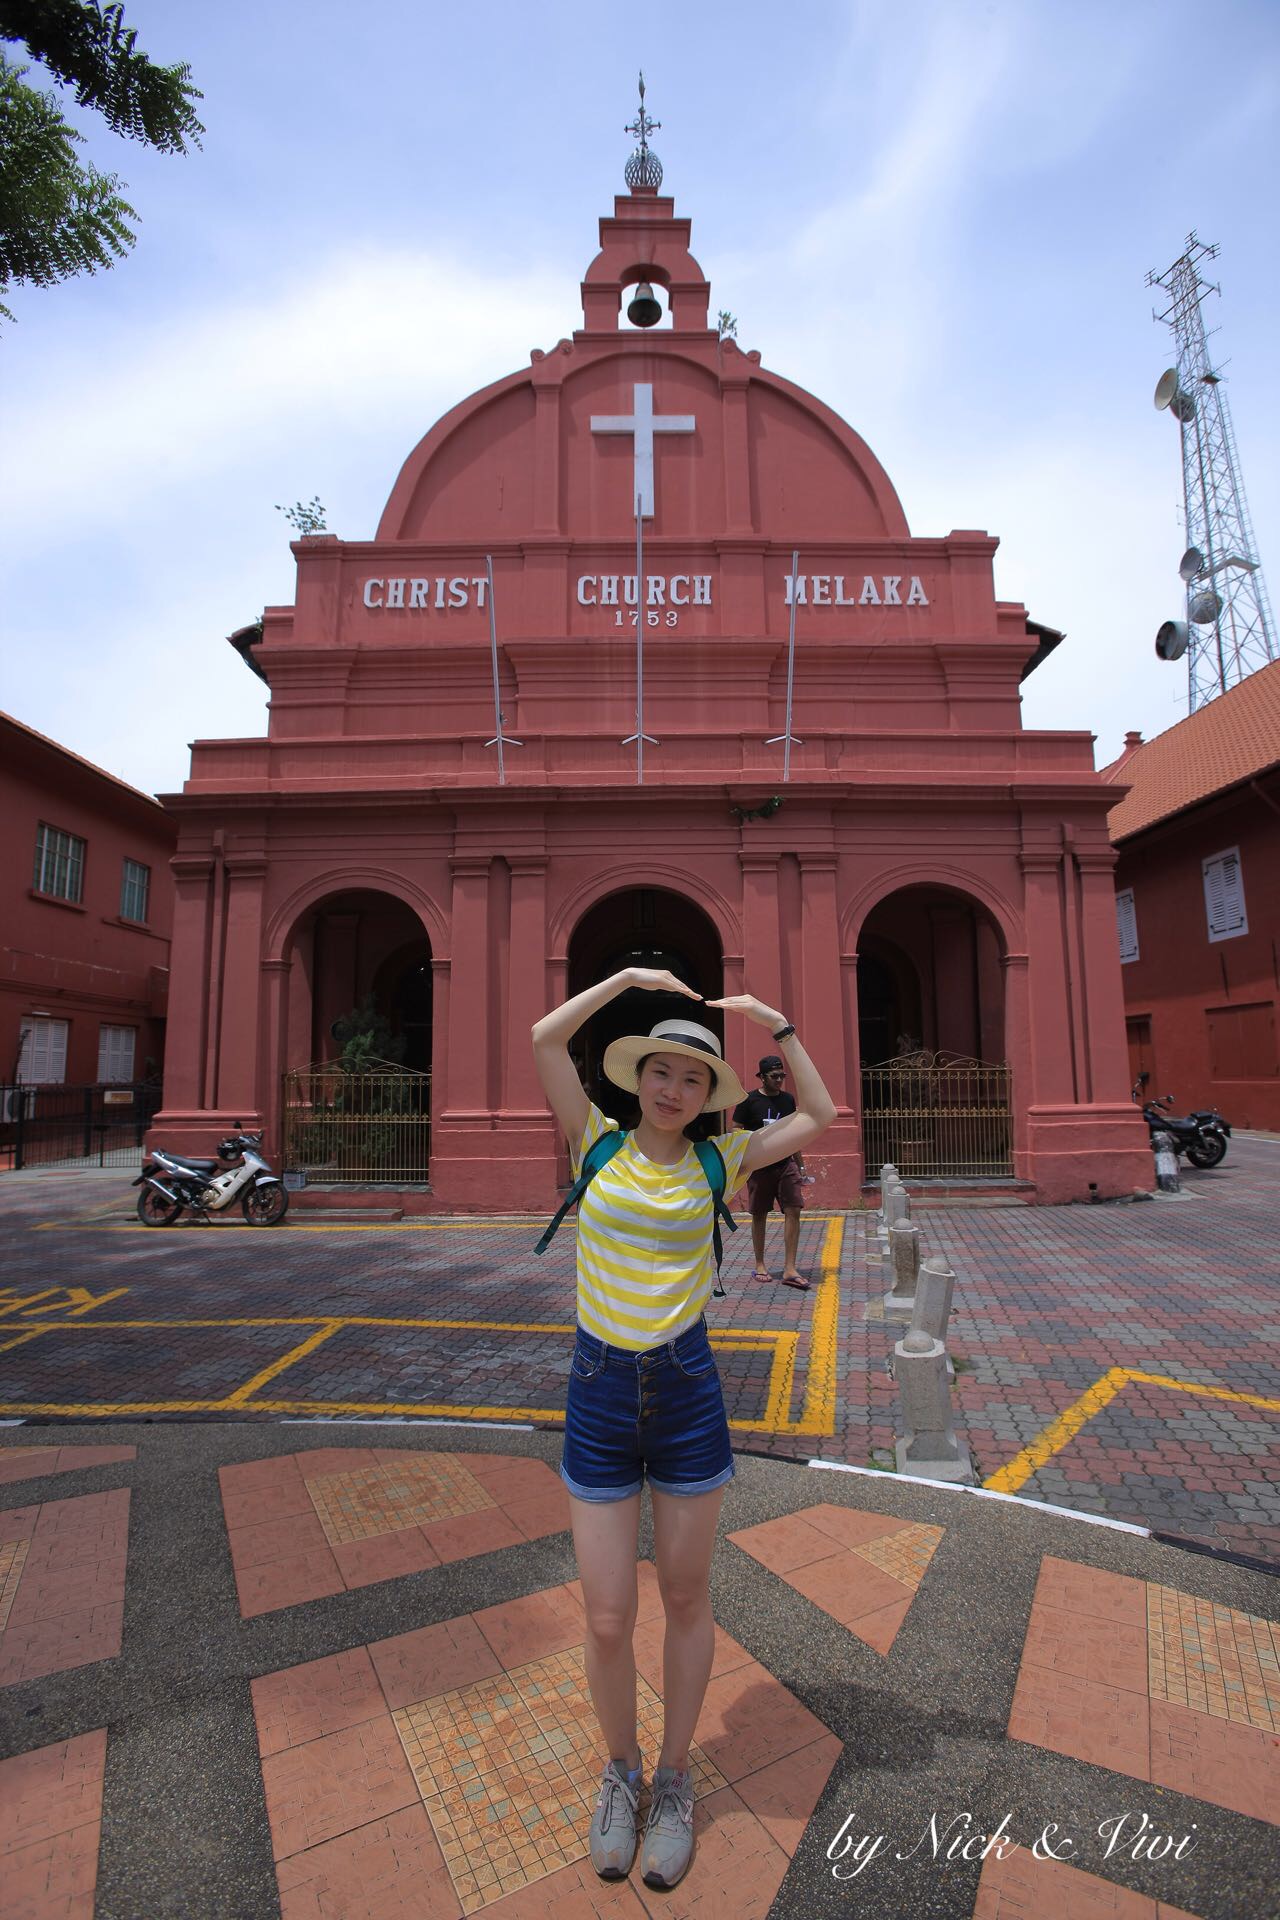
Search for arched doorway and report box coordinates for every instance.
[281,888,433,1182]
[857,885,1010,1177]
[566,886,724,1130]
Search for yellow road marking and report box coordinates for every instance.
[984,1367,1280,1493]
[222,1321,343,1407]
[0,1328,47,1355]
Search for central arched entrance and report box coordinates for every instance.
[857,883,1010,1177]
[566,886,724,1130]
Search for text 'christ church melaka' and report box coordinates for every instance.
[154,129,1149,1207]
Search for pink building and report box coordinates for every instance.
[154,170,1148,1207]
[1104,660,1280,1131]
[1,713,173,1140]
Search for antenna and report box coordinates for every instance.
[1146,233,1276,711]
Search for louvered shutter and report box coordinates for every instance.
[1203,848,1248,942]
[1115,888,1138,963]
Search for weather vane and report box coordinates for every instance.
[624,71,663,190]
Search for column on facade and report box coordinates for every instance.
[531,382,563,535]
[1058,835,1092,1103]
[444,855,491,1117]
[1001,952,1032,1164]
[740,854,783,1015]
[505,859,548,1114]
[1075,848,1136,1104]
[720,373,752,535]
[216,855,267,1118]
[159,855,214,1113]
[799,856,844,1101]
[260,958,291,1152]
[1019,852,1077,1104]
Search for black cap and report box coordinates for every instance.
[757,1055,785,1075]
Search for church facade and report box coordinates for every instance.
[154,165,1149,1207]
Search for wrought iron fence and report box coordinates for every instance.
[281,1061,431,1183]
[861,1052,1013,1178]
[0,1083,163,1171]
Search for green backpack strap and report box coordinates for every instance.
[533,1129,627,1256]
[692,1138,738,1299]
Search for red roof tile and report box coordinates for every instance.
[1101,659,1280,842]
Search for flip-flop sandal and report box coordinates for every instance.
[752,1268,773,1283]
[782,1275,810,1291]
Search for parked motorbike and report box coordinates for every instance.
[1131,1081,1231,1169]
[133,1125,289,1226]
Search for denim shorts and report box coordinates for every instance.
[560,1318,735,1503]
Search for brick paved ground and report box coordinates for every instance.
[0,1135,1276,1561]
[0,1428,1275,1920]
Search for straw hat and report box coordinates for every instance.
[602,1018,748,1113]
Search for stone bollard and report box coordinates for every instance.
[1152,1131,1180,1194]
[894,1326,974,1483]
[884,1183,911,1229]
[910,1253,956,1380]
[879,1163,899,1213]
[883,1219,921,1320]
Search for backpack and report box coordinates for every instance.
[534,1129,739,1298]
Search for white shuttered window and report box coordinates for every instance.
[97,1026,136,1083]
[1203,848,1248,943]
[18,1018,69,1084]
[1115,888,1139,963]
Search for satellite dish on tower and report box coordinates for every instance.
[1188,589,1223,625]
[1178,546,1205,581]
[1155,620,1189,662]
[1154,368,1196,422]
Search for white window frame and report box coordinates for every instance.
[33,823,86,903]
[120,858,150,923]
[1202,846,1248,944]
[97,1025,136,1084]
[18,1017,69,1084]
[1115,887,1139,964]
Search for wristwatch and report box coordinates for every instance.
[772,1023,797,1041]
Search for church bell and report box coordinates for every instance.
[626,281,663,328]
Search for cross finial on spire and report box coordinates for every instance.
[624,71,663,191]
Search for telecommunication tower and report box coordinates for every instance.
[1147,233,1275,710]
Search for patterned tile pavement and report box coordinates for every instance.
[0,1489,128,1686]
[222,1450,571,1616]
[0,1729,107,1920]
[729,1502,944,1653]
[0,1136,1277,1561]
[254,1568,838,1919]
[973,1847,1203,1917]
[1008,1556,1280,1827]
[0,1446,135,1488]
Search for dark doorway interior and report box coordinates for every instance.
[566,887,725,1129]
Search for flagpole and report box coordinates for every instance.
[765,548,803,780]
[483,554,521,783]
[621,491,658,783]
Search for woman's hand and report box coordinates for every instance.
[627,968,703,999]
[705,992,784,1030]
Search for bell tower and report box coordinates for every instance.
[579,75,711,336]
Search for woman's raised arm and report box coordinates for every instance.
[532,967,703,1150]
[705,993,836,1173]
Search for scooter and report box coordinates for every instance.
[1132,1080,1231,1170]
[133,1125,289,1226]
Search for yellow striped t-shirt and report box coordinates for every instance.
[571,1102,753,1350]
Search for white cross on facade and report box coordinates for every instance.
[590,383,695,519]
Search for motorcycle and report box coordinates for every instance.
[133,1125,290,1226]
[1131,1080,1231,1170]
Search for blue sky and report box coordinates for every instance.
[3,0,1277,796]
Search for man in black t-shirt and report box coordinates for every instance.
[732,1055,808,1289]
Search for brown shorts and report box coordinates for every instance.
[746,1157,804,1217]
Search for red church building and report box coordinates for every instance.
[153,151,1149,1208]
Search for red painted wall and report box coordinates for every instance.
[1115,772,1280,1131]
[1,716,174,1088]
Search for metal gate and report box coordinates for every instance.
[281,1061,431,1184]
[1,1083,163,1171]
[861,1052,1013,1178]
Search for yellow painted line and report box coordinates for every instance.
[983,1366,1280,1494]
[0,1314,793,1338]
[223,1321,343,1408]
[0,1328,48,1355]
[798,1216,843,1434]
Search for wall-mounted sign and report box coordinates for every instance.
[362,577,490,609]
[784,575,930,606]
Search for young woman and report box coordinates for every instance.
[531,967,836,1890]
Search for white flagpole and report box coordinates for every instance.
[483,553,521,783]
[765,548,803,780]
[621,492,658,783]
